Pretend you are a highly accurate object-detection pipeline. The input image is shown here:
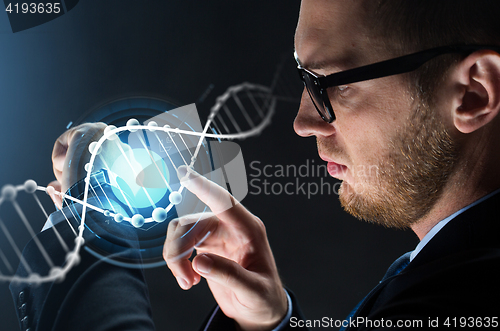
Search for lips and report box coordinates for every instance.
[327,161,347,178]
[319,154,348,179]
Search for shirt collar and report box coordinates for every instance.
[410,188,500,262]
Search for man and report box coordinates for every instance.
[13,0,500,330]
[164,0,500,330]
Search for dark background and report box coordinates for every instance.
[0,1,417,330]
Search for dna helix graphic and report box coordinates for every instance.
[0,74,302,284]
[0,55,303,284]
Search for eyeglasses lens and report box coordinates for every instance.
[301,71,333,122]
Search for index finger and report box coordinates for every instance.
[177,166,254,226]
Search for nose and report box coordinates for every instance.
[293,88,336,137]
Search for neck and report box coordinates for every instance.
[411,136,500,240]
[410,186,482,240]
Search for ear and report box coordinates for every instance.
[451,50,500,134]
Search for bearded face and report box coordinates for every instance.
[339,98,460,229]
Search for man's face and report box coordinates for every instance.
[293,0,459,228]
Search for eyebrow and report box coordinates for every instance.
[294,50,349,72]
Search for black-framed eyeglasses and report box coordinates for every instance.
[296,44,500,123]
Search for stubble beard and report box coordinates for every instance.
[339,101,460,229]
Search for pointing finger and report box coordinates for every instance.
[176,166,259,234]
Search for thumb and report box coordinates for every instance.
[192,253,288,329]
[47,180,63,210]
[193,253,256,293]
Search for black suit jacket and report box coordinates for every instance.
[344,192,500,329]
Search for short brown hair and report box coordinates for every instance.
[365,0,500,104]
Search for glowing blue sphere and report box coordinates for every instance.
[2,185,17,201]
[24,180,37,194]
[89,142,101,155]
[126,118,140,132]
[114,213,124,223]
[169,192,182,205]
[152,207,168,223]
[104,125,119,140]
[147,121,158,131]
[131,214,145,228]
[84,163,93,172]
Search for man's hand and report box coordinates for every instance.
[164,166,288,331]
[49,122,127,208]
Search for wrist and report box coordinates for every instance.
[235,288,290,331]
